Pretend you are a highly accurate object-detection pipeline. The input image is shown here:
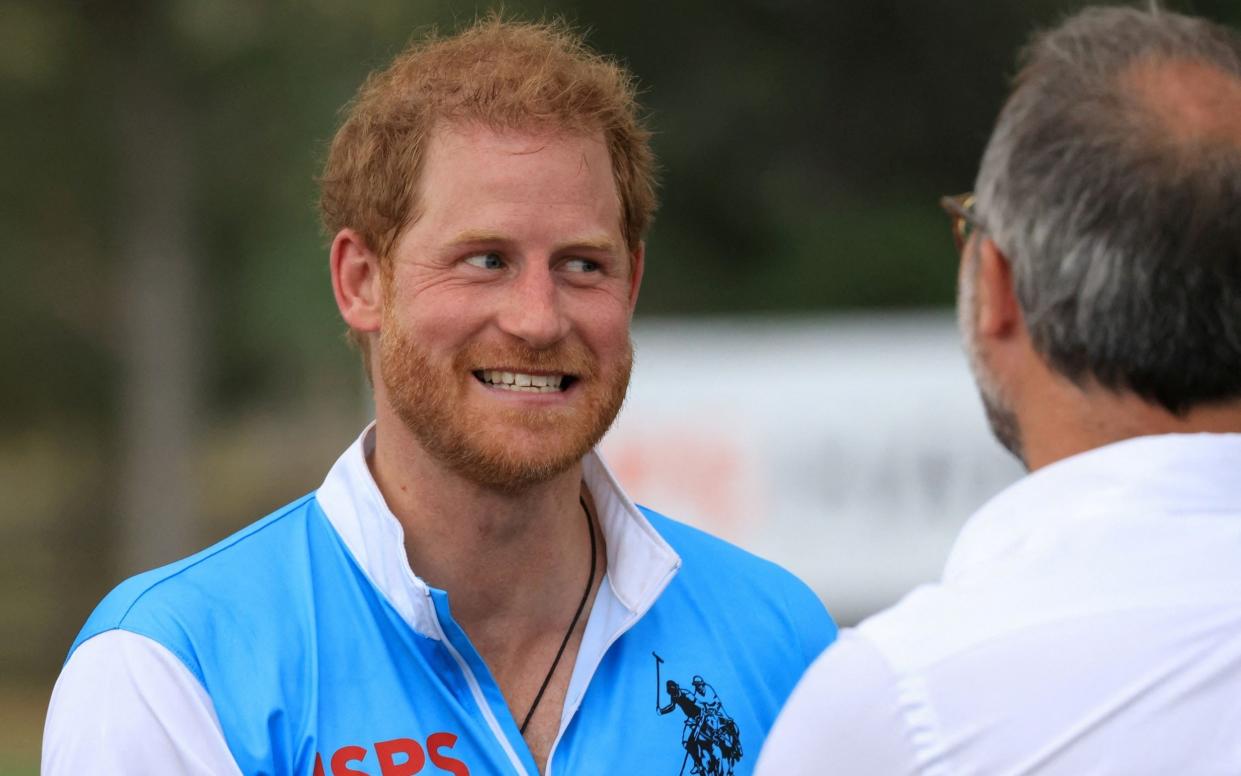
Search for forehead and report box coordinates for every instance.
[411,122,623,238]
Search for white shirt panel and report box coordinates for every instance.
[43,629,242,776]
[758,433,1241,775]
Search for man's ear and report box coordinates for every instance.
[975,236,1022,340]
[330,228,384,334]
[627,241,645,313]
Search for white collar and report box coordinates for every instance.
[943,432,1241,585]
[314,423,682,639]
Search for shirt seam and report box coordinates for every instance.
[111,493,316,632]
[81,625,211,689]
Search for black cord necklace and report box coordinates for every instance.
[519,495,597,734]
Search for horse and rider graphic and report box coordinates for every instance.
[652,652,743,776]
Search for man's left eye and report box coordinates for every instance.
[565,258,599,273]
[464,252,505,270]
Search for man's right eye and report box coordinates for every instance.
[464,252,505,270]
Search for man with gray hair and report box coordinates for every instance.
[756,5,1241,773]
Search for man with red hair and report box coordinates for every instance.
[45,17,833,776]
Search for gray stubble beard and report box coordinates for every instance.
[958,250,1027,468]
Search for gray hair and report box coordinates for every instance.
[974,4,1241,414]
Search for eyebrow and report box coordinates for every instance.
[448,230,618,254]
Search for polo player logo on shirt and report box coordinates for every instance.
[652,652,743,776]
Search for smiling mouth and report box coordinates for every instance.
[473,370,577,393]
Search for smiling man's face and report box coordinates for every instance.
[376,124,642,491]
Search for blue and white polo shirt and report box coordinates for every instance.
[44,426,835,775]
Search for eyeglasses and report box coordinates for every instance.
[939,193,978,253]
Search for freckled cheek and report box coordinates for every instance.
[570,305,633,354]
[394,300,492,353]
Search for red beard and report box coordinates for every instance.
[378,319,632,493]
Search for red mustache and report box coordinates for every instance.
[454,341,599,379]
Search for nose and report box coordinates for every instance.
[496,263,571,348]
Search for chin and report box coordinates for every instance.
[452,443,588,493]
[980,390,1027,468]
[420,411,606,493]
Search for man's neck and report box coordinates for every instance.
[367,416,598,636]
[366,413,606,770]
[1017,380,1241,471]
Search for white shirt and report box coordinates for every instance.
[756,433,1241,776]
[43,425,680,776]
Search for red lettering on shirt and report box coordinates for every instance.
[376,737,427,776]
[427,732,470,776]
[315,732,470,775]
[331,745,369,776]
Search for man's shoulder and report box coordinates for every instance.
[639,505,810,590]
[72,493,327,663]
[853,580,980,673]
[855,575,1070,678]
[638,505,836,652]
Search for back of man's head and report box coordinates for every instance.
[974,5,1241,415]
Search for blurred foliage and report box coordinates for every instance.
[2,0,1240,733]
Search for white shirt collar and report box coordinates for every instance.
[943,432,1241,585]
[314,423,681,639]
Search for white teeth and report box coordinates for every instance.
[478,370,565,392]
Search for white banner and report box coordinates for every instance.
[601,313,1024,624]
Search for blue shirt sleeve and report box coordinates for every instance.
[783,576,837,665]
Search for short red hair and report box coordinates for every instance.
[319,14,657,259]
